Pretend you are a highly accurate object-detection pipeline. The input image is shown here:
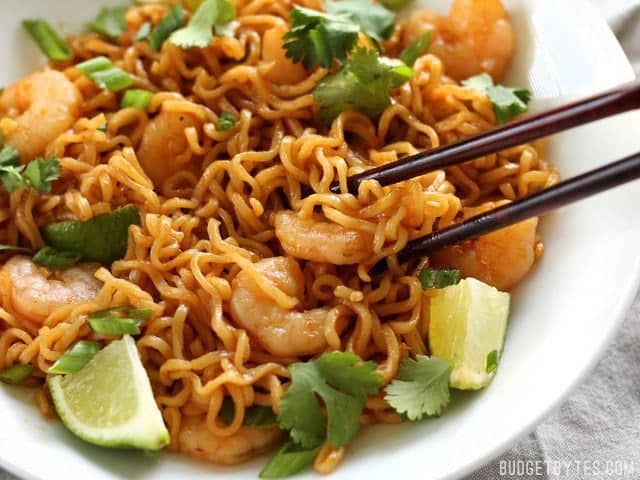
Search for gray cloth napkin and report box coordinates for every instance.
[2,2,639,480]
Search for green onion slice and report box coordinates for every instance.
[149,4,184,51]
[77,56,134,92]
[0,244,32,254]
[88,315,141,336]
[217,111,237,131]
[47,341,101,375]
[88,7,128,40]
[32,247,82,269]
[136,22,153,42]
[22,20,73,61]
[419,268,461,290]
[121,89,154,110]
[0,364,34,385]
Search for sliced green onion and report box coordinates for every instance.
[33,247,81,269]
[22,20,73,61]
[149,4,184,52]
[88,315,141,336]
[129,308,153,323]
[260,442,320,479]
[400,31,431,66]
[0,364,34,385]
[136,22,153,42]
[121,89,154,110]
[88,7,128,40]
[47,341,101,375]
[77,56,134,92]
[419,268,461,290]
[217,111,237,131]
[97,124,108,132]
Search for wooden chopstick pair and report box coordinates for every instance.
[306,80,640,271]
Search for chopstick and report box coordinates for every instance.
[371,150,640,273]
[330,80,640,195]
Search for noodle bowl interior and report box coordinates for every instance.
[0,0,558,476]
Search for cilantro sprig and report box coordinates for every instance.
[169,0,235,49]
[385,355,452,421]
[0,145,60,194]
[283,0,395,69]
[314,47,413,122]
[462,73,532,124]
[262,352,382,477]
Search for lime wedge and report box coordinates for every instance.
[429,278,510,390]
[49,336,169,450]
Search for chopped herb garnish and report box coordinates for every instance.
[462,73,532,124]
[314,47,413,122]
[326,0,395,42]
[419,268,461,290]
[0,145,26,192]
[399,31,431,66]
[48,341,101,375]
[217,111,237,131]
[283,6,360,69]
[22,20,73,61]
[77,56,134,92]
[0,364,34,385]
[136,22,152,42]
[22,157,60,193]
[88,7,128,40]
[283,0,395,69]
[260,442,320,479]
[33,247,82,269]
[97,123,108,132]
[486,350,499,374]
[219,397,279,427]
[0,146,59,193]
[121,89,154,110]
[149,4,184,51]
[169,0,236,49]
[384,355,452,421]
[277,351,382,449]
[42,204,140,264]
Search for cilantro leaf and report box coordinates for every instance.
[314,47,413,122]
[400,31,431,66]
[462,73,531,124]
[418,268,461,290]
[22,157,60,193]
[169,0,235,49]
[88,7,128,40]
[326,0,395,43]
[0,145,26,192]
[260,442,320,479]
[385,356,452,421]
[283,6,360,69]
[278,351,382,449]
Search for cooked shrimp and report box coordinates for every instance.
[402,0,514,82]
[137,110,200,187]
[0,255,101,324]
[230,256,339,357]
[0,70,82,161]
[430,203,538,291]
[275,211,374,265]
[179,416,283,465]
[261,26,307,85]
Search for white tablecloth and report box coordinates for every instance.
[2,2,639,480]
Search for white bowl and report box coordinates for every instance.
[1,1,639,479]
